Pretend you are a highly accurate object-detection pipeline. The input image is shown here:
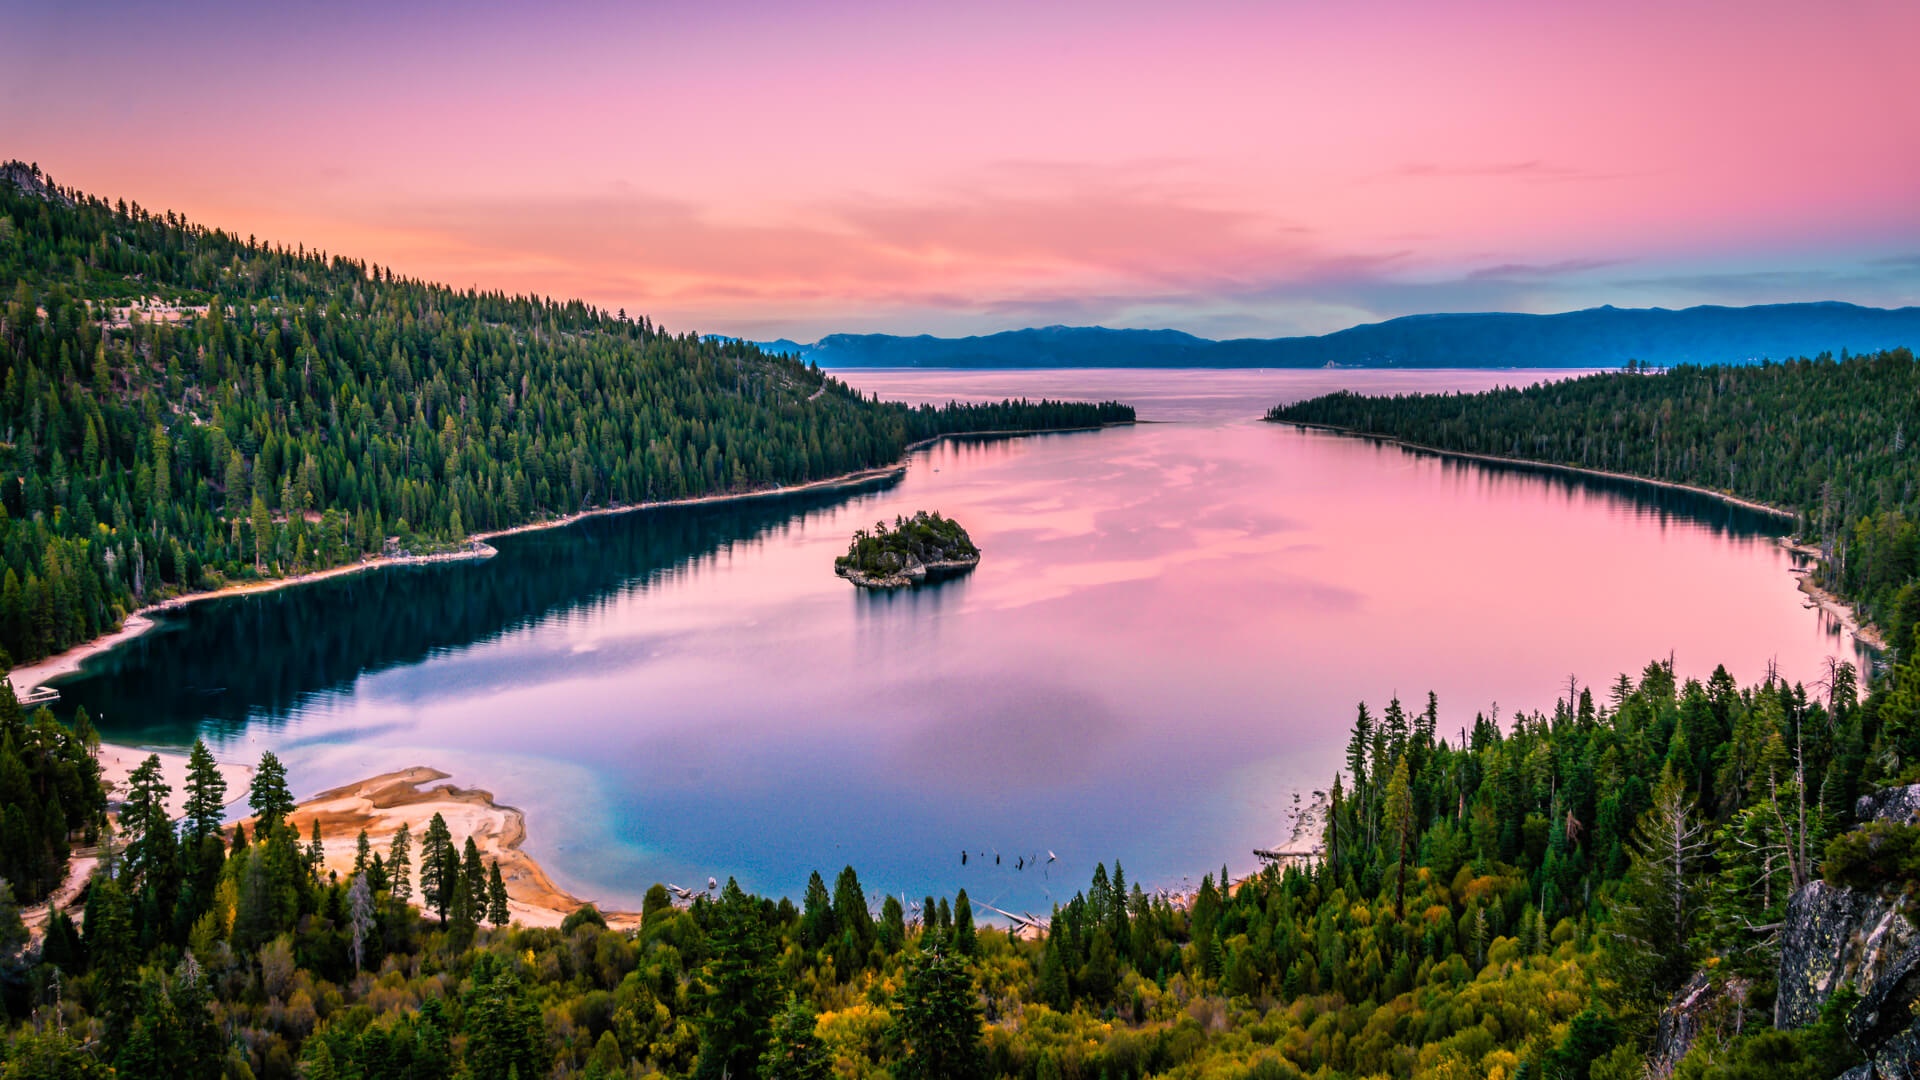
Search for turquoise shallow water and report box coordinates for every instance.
[59,369,1864,915]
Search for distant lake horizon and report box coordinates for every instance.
[59,368,1866,916]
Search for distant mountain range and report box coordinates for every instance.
[746,302,1920,369]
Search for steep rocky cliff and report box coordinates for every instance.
[1776,784,1920,1078]
[1650,970,1754,1076]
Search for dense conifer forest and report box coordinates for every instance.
[2,643,1910,1077]
[4,165,1913,1077]
[1268,352,1920,645]
[0,162,1130,668]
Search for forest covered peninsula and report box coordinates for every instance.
[0,163,1130,671]
[1270,350,1920,648]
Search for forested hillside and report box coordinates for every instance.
[5,645,1912,1077]
[1269,351,1920,646]
[0,163,1129,668]
[780,303,1920,370]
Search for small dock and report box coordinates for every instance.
[17,685,59,706]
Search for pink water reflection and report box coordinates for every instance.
[108,370,1864,911]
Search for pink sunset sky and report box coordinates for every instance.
[6,0,1917,340]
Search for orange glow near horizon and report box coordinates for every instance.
[6,1,1917,340]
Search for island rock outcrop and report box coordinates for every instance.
[834,511,981,589]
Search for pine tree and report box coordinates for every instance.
[1605,767,1711,1003]
[120,754,170,882]
[800,870,836,951]
[951,890,977,957]
[831,865,873,975]
[462,955,544,1080]
[306,818,326,881]
[879,894,906,953]
[760,1000,832,1080]
[299,1039,339,1080]
[1382,755,1415,918]
[462,836,487,927]
[388,821,412,904]
[248,751,294,835]
[181,739,226,841]
[584,1029,626,1080]
[0,880,26,970]
[347,871,374,971]
[892,939,985,1080]
[487,861,509,927]
[693,878,781,1080]
[1038,924,1070,1009]
[418,813,454,922]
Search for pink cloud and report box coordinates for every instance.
[6,0,1916,337]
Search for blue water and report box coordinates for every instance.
[58,369,1864,915]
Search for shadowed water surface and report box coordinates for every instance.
[59,369,1864,914]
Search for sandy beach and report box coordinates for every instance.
[29,757,645,935]
[6,614,161,705]
[21,740,254,935]
[94,740,255,822]
[282,767,643,930]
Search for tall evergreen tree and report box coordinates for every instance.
[1605,767,1711,1005]
[248,751,294,835]
[461,836,487,926]
[693,878,782,1080]
[119,754,170,883]
[486,862,509,927]
[180,740,226,842]
[951,890,977,957]
[760,1000,832,1080]
[1382,755,1415,918]
[388,821,413,905]
[892,940,985,1080]
[418,813,455,923]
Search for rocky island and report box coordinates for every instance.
[834,510,981,588]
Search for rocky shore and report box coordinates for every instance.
[836,551,981,589]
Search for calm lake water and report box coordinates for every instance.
[60,369,1865,915]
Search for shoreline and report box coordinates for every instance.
[29,755,642,935]
[283,766,642,930]
[5,463,919,701]
[5,422,1131,702]
[1274,419,1885,653]
[1794,569,1888,652]
[4,548,495,701]
[1273,419,1801,522]
[23,740,255,936]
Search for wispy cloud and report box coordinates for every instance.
[1389,161,1644,185]
[1465,257,1625,280]
[349,173,1920,341]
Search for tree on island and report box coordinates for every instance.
[835,511,980,585]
